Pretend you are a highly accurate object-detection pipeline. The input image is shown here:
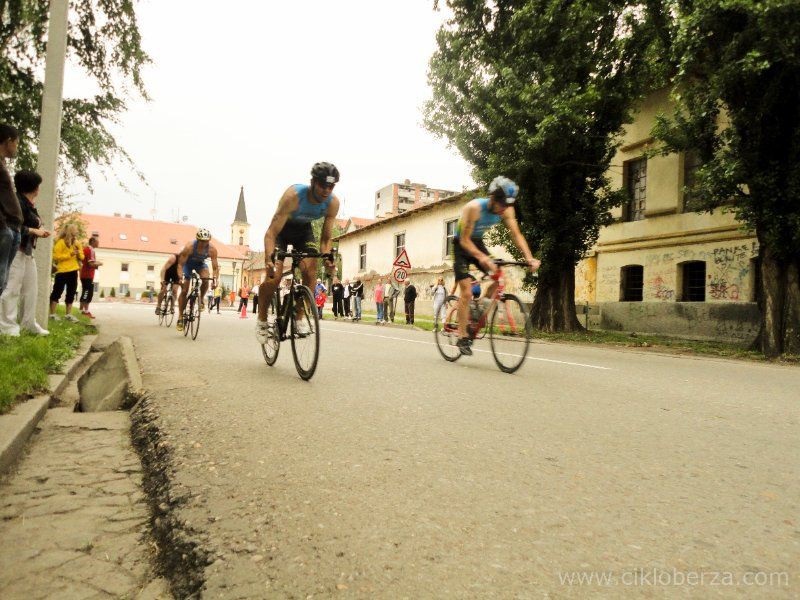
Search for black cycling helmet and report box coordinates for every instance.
[311,162,340,184]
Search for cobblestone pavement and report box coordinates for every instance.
[0,407,170,599]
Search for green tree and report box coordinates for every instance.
[0,0,150,184]
[651,0,800,357]
[425,0,658,331]
[312,219,345,284]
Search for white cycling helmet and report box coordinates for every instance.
[196,227,211,241]
[488,176,519,204]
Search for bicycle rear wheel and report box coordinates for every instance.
[165,296,175,327]
[289,285,320,380]
[488,293,530,373]
[183,298,192,337]
[190,295,201,340]
[157,304,165,326]
[434,295,463,362]
[261,292,281,366]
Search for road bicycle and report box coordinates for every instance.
[156,283,176,327]
[180,273,214,340]
[435,259,532,373]
[260,249,334,380]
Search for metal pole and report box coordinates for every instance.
[34,0,69,326]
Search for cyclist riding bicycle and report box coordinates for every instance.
[176,228,219,332]
[255,162,340,343]
[155,252,181,315]
[453,176,540,355]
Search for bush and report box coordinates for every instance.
[99,289,105,298]
[109,287,116,297]
[125,289,131,298]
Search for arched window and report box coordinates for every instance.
[678,261,706,301]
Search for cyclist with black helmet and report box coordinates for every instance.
[255,162,340,343]
[155,252,181,316]
[176,228,219,332]
[452,176,540,355]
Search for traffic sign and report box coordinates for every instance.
[393,267,408,283]
[393,249,411,269]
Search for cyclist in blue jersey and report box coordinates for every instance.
[256,162,340,343]
[176,228,220,332]
[452,176,540,355]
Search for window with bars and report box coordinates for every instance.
[394,233,405,260]
[359,243,367,271]
[121,263,129,272]
[624,157,647,221]
[445,219,458,257]
[620,265,644,301]
[682,150,703,212]
[679,261,706,301]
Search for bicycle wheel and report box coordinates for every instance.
[289,285,320,380]
[183,298,192,337]
[434,295,463,362]
[158,303,165,326]
[261,292,281,366]
[488,293,531,373]
[165,296,175,327]
[190,295,201,340]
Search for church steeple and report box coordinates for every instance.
[231,186,250,247]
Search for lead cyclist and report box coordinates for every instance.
[452,176,541,355]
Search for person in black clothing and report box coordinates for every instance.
[351,278,364,320]
[404,280,417,325]
[343,278,352,318]
[331,277,344,319]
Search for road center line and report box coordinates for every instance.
[321,326,612,370]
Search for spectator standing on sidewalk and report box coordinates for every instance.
[331,277,344,319]
[404,279,417,325]
[315,287,326,319]
[212,285,222,313]
[0,124,23,298]
[432,276,447,324]
[50,223,82,321]
[0,170,51,336]
[384,278,400,323]
[251,279,259,314]
[343,278,352,318]
[79,234,102,318]
[351,278,363,321]
[315,278,327,297]
[228,289,235,307]
[374,277,385,323]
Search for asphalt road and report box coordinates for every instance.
[95,302,799,598]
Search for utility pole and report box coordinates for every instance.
[34,0,69,326]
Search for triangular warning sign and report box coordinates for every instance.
[393,248,412,269]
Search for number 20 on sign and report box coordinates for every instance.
[393,268,408,283]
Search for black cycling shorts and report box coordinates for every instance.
[452,237,491,281]
[274,222,318,259]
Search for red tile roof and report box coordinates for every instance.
[75,213,246,259]
[349,217,377,229]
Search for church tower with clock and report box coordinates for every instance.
[231,186,249,247]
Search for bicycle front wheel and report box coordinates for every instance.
[261,292,280,366]
[165,297,175,327]
[190,296,201,340]
[289,285,320,380]
[434,295,462,362]
[183,298,192,337]
[489,293,530,373]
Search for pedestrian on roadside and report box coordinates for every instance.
[251,280,259,314]
[315,278,327,297]
[237,283,250,313]
[79,234,102,319]
[0,124,23,299]
[384,278,400,323]
[331,277,344,319]
[404,279,417,325]
[351,277,363,321]
[206,287,214,312]
[374,277,385,324]
[0,169,51,336]
[315,288,326,319]
[50,223,82,322]
[212,285,222,313]
[343,278,352,318]
[229,289,235,307]
[432,276,447,325]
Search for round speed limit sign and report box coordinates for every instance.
[393,267,408,283]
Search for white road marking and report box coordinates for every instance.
[321,326,612,371]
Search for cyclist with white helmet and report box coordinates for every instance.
[452,176,540,355]
[255,162,340,343]
[176,228,219,332]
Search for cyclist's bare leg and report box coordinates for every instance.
[198,268,211,304]
[156,282,167,311]
[177,277,191,318]
[457,278,473,339]
[171,283,180,306]
[257,260,283,321]
[296,258,317,319]
[483,280,498,302]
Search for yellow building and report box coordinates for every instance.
[577,89,759,344]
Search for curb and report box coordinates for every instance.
[0,333,97,474]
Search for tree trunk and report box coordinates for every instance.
[757,245,800,357]
[529,262,583,332]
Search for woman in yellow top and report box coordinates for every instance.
[50,223,82,321]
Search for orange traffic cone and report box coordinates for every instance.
[240,302,248,319]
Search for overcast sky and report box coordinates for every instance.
[62,0,474,249]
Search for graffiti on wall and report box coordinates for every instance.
[650,275,675,300]
[703,243,754,301]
